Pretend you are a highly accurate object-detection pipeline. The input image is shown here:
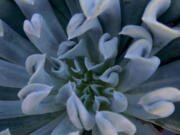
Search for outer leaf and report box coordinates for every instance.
[0,100,24,119]
[142,0,180,54]
[95,111,136,135]
[98,0,121,36]
[15,0,66,42]
[129,118,160,135]
[0,129,11,135]
[0,0,25,36]
[0,60,29,88]
[30,115,65,135]
[0,112,61,135]
[129,60,180,94]
[51,115,82,135]
[24,13,59,57]
[151,102,180,134]
[156,37,180,65]
[148,60,180,81]
[0,20,38,65]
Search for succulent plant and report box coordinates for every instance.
[0,0,180,135]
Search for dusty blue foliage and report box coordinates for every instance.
[0,0,180,135]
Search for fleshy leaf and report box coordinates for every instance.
[139,87,180,118]
[0,100,24,119]
[55,82,76,105]
[119,25,152,43]
[148,59,180,82]
[99,33,118,60]
[14,0,66,41]
[0,112,60,135]
[142,0,180,54]
[141,100,175,118]
[118,40,160,92]
[99,65,121,87]
[96,111,136,135]
[79,0,113,19]
[58,39,90,59]
[30,115,64,135]
[18,83,61,115]
[111,91,128,113]
[151,102,180,134]
[26,54,65,87]
[66,94,95,130]
[139,87,180,105]
[126,94,166,120]
[67,13,101,40]
[24,14,59,57]
[129,117,160,135]
[0,19,38,65]
[0,129,11,135]
[0,60,29,88]
[51,115,82,135]
[98,0,121,35]
[84,57,111,73]
[124,39,152,58]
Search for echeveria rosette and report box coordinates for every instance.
[0,0,180,135]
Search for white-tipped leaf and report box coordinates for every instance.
[99,65,121,86]
[139,87,180,118]
[79,0,121,35]
[119,25,152,43]
[24,14,59,57]
[26,54,64,87]
[142,0,180,54]
[14,0,66,41]
[55,82,76,105]
[19,83,61,115]
[99,33,118,60]
[25,54,45,75]
[67,13,100,39]
[119,56,160,92]
[111,91,128,113]
[139,87,180,105]
[58,40,90,59]
[79,0,112,19]
[66,95,83,130]
[96,112,117,135]
[96,111,136,135]
[125,39,152,58]
[66,94,95,130]
[0,129,11,135]
[142,100,175,118]
[50,59,70,80]
[98,0,121,36]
